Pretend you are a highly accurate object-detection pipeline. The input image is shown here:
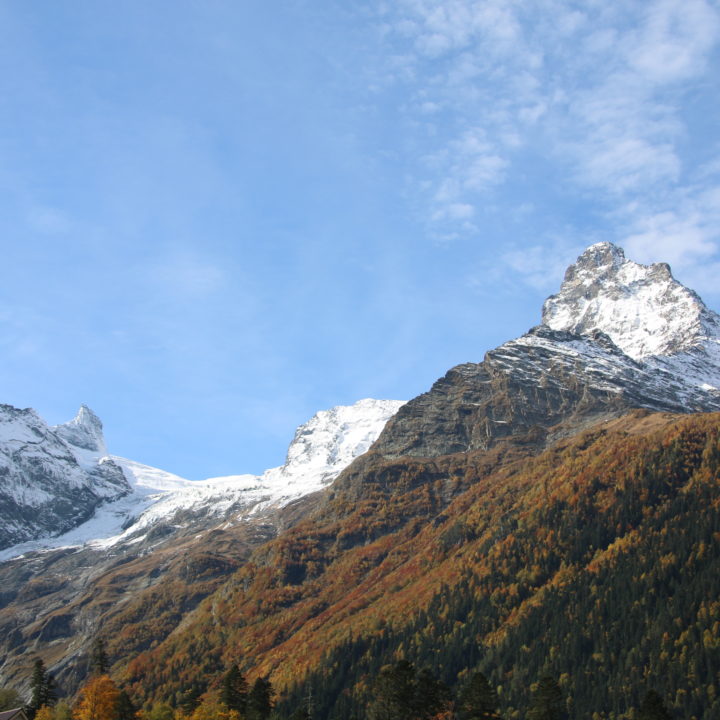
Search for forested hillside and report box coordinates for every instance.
[119,411,720,719]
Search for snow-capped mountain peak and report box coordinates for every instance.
[541,242,720,361]
[0,397,405,559]
[54,405,108,456]
[281,398,406,483]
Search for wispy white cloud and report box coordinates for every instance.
[499,239,585,292]
[625,0,720,83]
[622,183,720,294]
[377,0,720,290]
[147,251,227,300]
[26,206,73,234]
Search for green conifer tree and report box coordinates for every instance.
[414,668,451,719]
[246,678,274,720]
[458,672,502,720]
[527,677,565,720]
[29,658,56,717]
[221,665,248,715]
[290,706,310,720]
[368,660,417,720]
[115,691,135,720]
[90,639,109,676]
[638,691,672,720]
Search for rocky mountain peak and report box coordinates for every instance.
[282,398,406,481]
[53,405,107,455]
[541,242,720,360]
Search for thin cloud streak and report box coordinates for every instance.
[376,0,720,289]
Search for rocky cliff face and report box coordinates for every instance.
[372,243,720,460]
[0,405,130,550]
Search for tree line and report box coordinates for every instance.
[0,645,675,720]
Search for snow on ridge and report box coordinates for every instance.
[0,398,406,558]
[542,242,720,361]
[104,398,406,544]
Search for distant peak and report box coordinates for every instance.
[569,242,624,272]
[542,243,719,360]
[74,405,103,429]
[54,405,107,454]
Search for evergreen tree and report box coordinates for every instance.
[458,672,502,720]
[115,691,135,720]
[368,660,417,720]
[638,691,672,720]
[414,668,451,720]
[220,665,248,715]
[90,639,109,676]
[290,706,311,720]
[29,658,56,716]
[527,677,565,720]
[246,678,274,720]
[178,686,204,715]
[368,661,449,720]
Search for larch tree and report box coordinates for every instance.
[75,675,120,720]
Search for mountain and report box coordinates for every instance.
[1,243,719,719]
[0,398,404,561]
[0,405,130,551]
[0,398,404,695]
[107,243,718,718]
[373,242,720,461]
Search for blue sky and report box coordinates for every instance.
[1,0,720,478]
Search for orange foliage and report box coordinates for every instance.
[120,412,720,705]
[75,675,120,720]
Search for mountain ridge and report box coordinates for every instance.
[0,398,404,561]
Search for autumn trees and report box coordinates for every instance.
[75,676,120,720]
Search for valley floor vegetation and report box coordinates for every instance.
[1,648,676,720]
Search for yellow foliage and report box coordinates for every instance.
[34,706,54,720]
[75,675,120,720]
[189,698,230,720]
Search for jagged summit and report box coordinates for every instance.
[54,404,107,455]
[542,242,720,360]
[372,242,720,460]
[282,399,406,481]
[0,405,129,550]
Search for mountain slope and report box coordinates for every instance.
[3,242,720,717]
[0,399,404,561]
[122,411,720,719]
[111,243,720,717]
[373,243,720,461]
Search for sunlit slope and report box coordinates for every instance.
[123,411,720,719]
